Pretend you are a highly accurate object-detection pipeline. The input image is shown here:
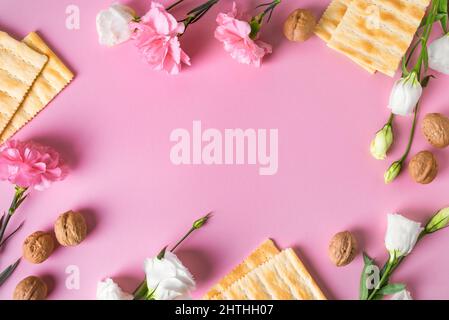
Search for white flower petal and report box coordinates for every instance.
[390,289,413,300]
[145,257,177,289]
[388,73,422,116]
[144,252,195,300]
[96,278,133,300]
[96,3,135,47]
[385,213,423,256]
[429,35,449,75]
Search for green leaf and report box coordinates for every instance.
[0,259,20,287]
[372,293,385,300]
[133,279,148,300]
[359,252,375,300]
[421,75,436,88]
[437,0,448,33]
[0,220,24,248]
[439,0,448,15]
[376,283,406,295]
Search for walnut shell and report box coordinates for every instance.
[422,113,449,148]
[54,210,87,246]
[283,9,316,42]
[328,231,357,267]
[13,276,47,300]
[408,150,438,184]
[23,231,54,264]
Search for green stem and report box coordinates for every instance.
[132,212,212,299]
[400,102,420,163]
[171,228,195,253]
[180,0,219,33]
[396,0,440,166]
[166,0,186,11]
[413,0,440,75]
[0,186,28,245]
[367,254,396,300]
[256,0,281,23]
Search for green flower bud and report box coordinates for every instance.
[425,207,449,233]
[370,124,394,160]
[193,212,212,229]
[384,161,402,184]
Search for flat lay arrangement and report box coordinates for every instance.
[0,0,449,301]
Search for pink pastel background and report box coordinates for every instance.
[1,0,449,300]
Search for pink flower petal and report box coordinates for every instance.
[130,1,189,74]
[0,139,67,190]
[215,2,272,67]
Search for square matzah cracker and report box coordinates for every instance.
[315,0,353,42]
[328,0,431,76]
[204,239,279,300]
[315,0,376,74]
[0,31,47,133]
[221,249,326,300]
[0,32,74,143]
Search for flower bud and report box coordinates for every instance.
[428,34,449,75]
[370,124,393,160]
[193,212,212,229]
[425,207,449,234]
[96,3,136,47]
[388,72,422,116]
[384,161,402,184]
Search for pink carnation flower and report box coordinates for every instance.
[215,2,272,67]
[0,140,67,191]
[129,2,190,75]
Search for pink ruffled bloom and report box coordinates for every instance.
[215,2,272,67]
[129,2,190,75]
[0,140,67,191]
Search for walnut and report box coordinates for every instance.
[408,150,438,184]
[13,276,47,300]
[422,113,449,148]
[23,231,54,264]
[283,9,316,42]
[54,210,87,246]
[328,231,357,267]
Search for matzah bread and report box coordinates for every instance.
[315,0,353,42]
[0,32,74,143]
[315,0,376,73]
[0,31,47,133]
[221,249,326,300]
[203,239,279,299]
[328,0,430,76]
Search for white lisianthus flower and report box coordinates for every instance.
[388,72,422,116]
[96,278,133,300]
[144,252,195,300]
[370,123,393,160]
[390,289,413,300]
[428,34,449,75]
[96,3,135,47]
[385,214,423,257]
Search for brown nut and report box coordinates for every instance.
[283,9,316,42]
[328,231,357,267]
[54,210,87,246]
[23,231,54,264]
[408,150,438,184]
[422,113,449,148]
[13,276,48,300]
